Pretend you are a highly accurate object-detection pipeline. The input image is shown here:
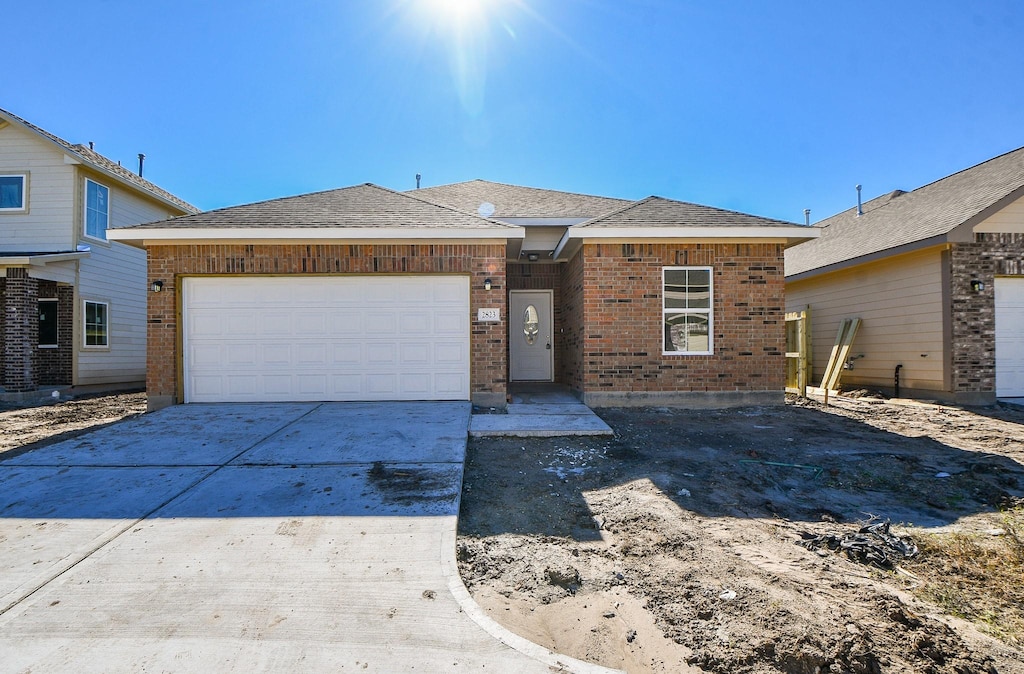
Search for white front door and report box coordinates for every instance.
[995,277,1024,397]
[509,290,553,381]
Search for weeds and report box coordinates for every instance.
[906,504,1024,645]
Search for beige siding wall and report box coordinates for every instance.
[786,247,948,393]
[0,123,76,251]
[975,192,1024,233]
[75,175,179,386]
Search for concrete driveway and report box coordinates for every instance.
[0,402,615,673]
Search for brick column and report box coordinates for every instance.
[2,267,39,392]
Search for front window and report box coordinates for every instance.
[0,174,25,210]
[84,301,109,347]
[85,179,109,240]
[39,299,58,347]
[663,267,713,354]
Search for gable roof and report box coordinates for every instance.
[412,179,630,219]
[0,106,197,214]
[786,145,1024,278]
[576,195,801,229]
[108,183,522,245]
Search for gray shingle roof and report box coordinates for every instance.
[576,195,800,228]
[786,145,1024,277]
[0,106,197,214]
[412,179,630,218]
[124,183,519,230]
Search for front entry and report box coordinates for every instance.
[509,290,553,381]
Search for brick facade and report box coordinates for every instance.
[507,262,564,382]
[568,243,787,406]
[35,282,74,386]
[146,243,507,407]
[1,268,39,392]
[949,233,1024,402]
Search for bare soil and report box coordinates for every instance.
[458,396,1024,673]
[0,391,146,458]
[4,391,1023,672]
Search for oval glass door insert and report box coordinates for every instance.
[523,304,540,345]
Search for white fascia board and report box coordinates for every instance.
[553,226,818,258]
[497,217,591,226]
[0,252,89,266]
[566,226,820,240]
[107,227,525,245]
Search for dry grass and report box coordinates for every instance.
[906,504,1024,646]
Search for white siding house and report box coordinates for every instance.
[0,107,196,397]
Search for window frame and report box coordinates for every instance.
[0,173,27,212]
[38,298,59,348]
[662,266,714,356]
[83,300,110,349]
[84,178,110,241]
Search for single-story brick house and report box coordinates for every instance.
[786,146,1024,404]
[108,180,816,410]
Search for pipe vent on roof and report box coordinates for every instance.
[856,184,863,216]
[803,209,811,226]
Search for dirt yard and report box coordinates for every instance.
[458,396,1024,674]
[3,391,1023,672]
[0,391,146,458]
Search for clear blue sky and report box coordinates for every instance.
[6,1,1024,222]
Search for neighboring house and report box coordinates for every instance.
[786,146,1024,405]
[108,180,815,411]
[0,107,197,397]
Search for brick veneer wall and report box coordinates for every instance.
[560,252,585,392]
[949,233,1024,402]
[573,243,786,405]
[35,282,74,386]
[507,262,564,382]
[146,243,507,407]
[2,268,39,392]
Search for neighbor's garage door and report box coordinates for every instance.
[182,276,470,403]
[995,277,1024,397]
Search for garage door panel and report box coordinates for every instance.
[400,343,431,365]
[996,278,1024,397]
[184,276,470,402]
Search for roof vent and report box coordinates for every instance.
[415,173,421,189]
[137,153,145,177]
[803,208,811,226]
[856,184,863,216]
[88,141,94,150]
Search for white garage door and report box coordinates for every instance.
[995,277,1024,398]
[182,276,470,403]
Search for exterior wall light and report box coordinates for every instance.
[151,280,164,293]
[970,280,985,293]
[484,278,492,291]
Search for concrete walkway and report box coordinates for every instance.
[0,402,618,673]
[469,385,614,437]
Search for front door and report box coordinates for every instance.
[509,290,553,381]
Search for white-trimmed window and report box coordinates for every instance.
[39,299,58,348]
[663,267,713,355]
[85,179,109,240]
[0,174,26,211]
[84,300,109,347]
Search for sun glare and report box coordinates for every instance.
[430,0,486,19]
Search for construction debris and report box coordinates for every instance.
[797,520,919,569]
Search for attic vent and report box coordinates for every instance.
[889,189,906,199]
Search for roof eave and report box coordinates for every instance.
[0,110,196,215]
[786,234,951,282]
[107,226,526,247]
[553,226,818,259]
[0,251,90,266]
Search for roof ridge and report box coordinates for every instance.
[380,182,520,228]
[418,178,632,203]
